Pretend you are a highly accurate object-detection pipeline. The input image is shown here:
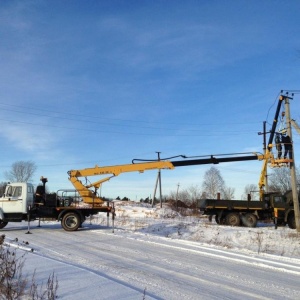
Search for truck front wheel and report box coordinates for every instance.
[226,213,240,226]
[62,212,80,231]
[287,213,296,229]
[0,221,8,229]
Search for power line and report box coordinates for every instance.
[0,117,258,137]
[0,102,261,129]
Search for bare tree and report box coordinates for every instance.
[4,161,37,183]
[202,166,225,198]
[187,184,202,203]
[166,185,201,207]
[268,166,300,194]
[0,236,58,299]
[222,186,235,200]
[168,184,202,205]
[242,184,259,200]
[169,189,190,202]
[0,240,27,299]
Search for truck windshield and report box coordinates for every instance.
[274,196,283,203]
[6,186,22,198]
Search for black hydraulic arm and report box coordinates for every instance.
[170,155,259,167]
[132,153,262,167]
[267,96,284,151]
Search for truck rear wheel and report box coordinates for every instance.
[241,213,257,228]
[215,215,220,224]
[226,213,240,226]
[287,213,296,229]
[62,212,80,231]
[0,221,8,229]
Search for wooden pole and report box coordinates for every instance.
[283,94,300,232]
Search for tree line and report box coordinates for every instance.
[166,166,300,205]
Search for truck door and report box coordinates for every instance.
[26,185,34,207]
[1,185,24,213]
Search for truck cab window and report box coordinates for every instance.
[12,186,22,198]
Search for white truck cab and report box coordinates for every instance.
[0,179,113,232]
[0,182,35,215]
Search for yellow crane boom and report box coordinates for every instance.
[68,153,264,206]
[68,161,175,205]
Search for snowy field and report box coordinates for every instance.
[3,201,300,299]
[112,202,300,258]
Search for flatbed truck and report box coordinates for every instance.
[0,178,113,231]
[198,190,297,229]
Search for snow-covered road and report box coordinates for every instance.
[3,222,300,300]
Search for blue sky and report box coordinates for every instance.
[0,0,300,200]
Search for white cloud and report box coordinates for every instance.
[0,121,59,159]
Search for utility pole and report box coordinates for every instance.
[282,93,300,232]
[152,152,163,208]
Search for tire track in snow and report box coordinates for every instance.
[4,225,300,300]
[6,238,164,300]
